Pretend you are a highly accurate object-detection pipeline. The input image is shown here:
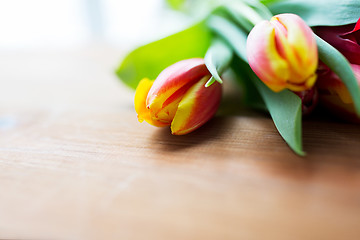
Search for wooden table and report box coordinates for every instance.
[1,46,360,240]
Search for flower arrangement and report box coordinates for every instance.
[116,0,360,156]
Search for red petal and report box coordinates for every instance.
[352,17,360,32]
[171,76,222,135]
[315,22,360,65]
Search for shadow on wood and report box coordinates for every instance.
[150,117,237,152]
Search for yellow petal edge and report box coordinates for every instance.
[134,78,168,127]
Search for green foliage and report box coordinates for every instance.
[231,57,265,110]
[253,75,304,156]
[269,0,360,26]
[165,0,186,10]
[315,35,360,116]
[242,0,273,21]
[231,56,304,155]
[260,0,284,5]
[222,6,255,32]
[204,38,233,87]
[206,15,248,62]
[116,22,212,89]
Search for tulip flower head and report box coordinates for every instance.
[315,18,360,122]
[315,18,360,65]
[247,13,318,92]
[134,58,222,135]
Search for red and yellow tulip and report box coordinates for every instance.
[134,58,222,135]
[246,13,318,92]
[315,18,360,122]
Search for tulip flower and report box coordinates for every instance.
[134,58,222,135]
[247,13,318,92]
[315,18,360,65]
[315,18,360,122]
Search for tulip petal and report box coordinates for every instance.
[134,78,169,127]
[171,76,221,135]
[315,20,360,65]
[247,13,318,92]
[247,20,289,92]
[147,58,210,123]
[344,17,360,44]
[353,18,360,32]
[274,14,318,84]
[286,73,317,92]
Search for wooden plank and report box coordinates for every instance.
[0,47,359,239]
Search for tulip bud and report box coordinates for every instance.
[134,58,222,135]
[247,13,318,92]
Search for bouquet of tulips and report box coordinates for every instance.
[116,0,360,156]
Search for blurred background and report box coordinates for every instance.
[0,0,190,51]
[0,0,196,111]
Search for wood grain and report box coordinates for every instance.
[0,46,360,240]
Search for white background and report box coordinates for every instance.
[0,0,190,50]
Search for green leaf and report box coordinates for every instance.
[116,22,212,89]
[269,0,360,26]
[260,0,284,4]
[242,0,273,21]
[315,34,360,116]
[231,57,265,110]
[232,52,303,155]
[222,0,272,30]
[165,0,186,10]
[222,5,255,32]
[204,38,233,87]
[206,15,248,62]
[253,75,305,156]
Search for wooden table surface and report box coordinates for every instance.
[1,46,360,240]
